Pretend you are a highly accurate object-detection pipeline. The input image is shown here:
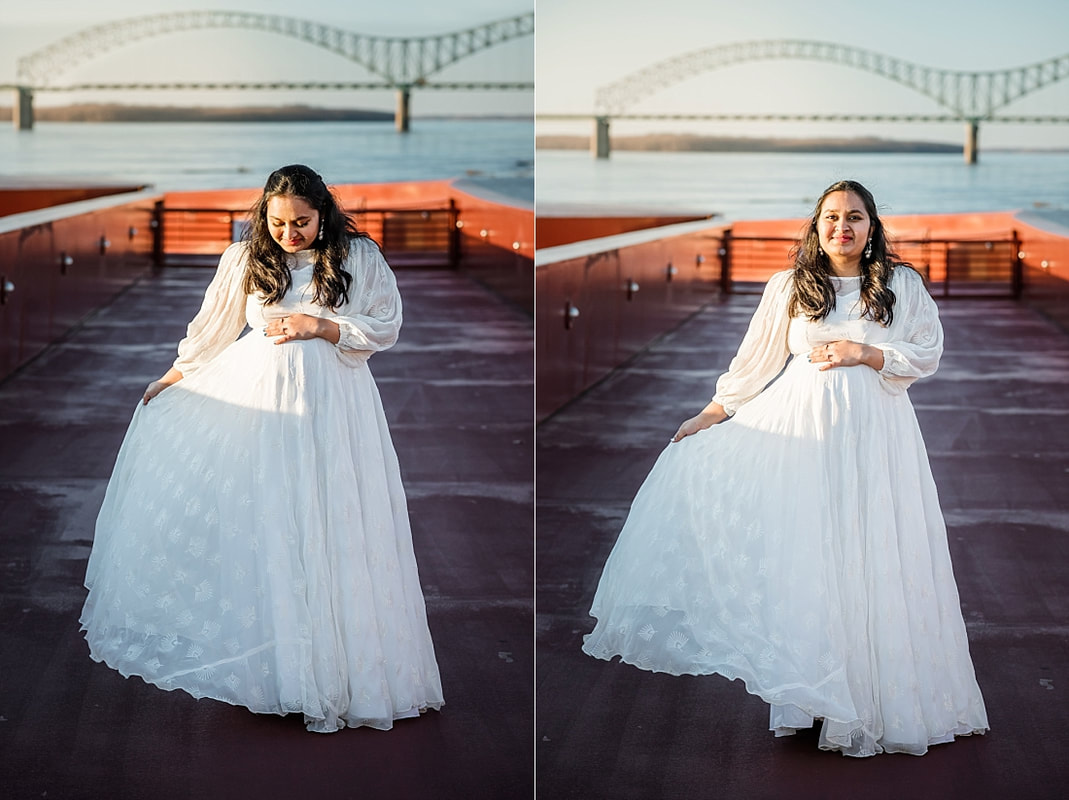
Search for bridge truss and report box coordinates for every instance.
[12,11,533,131]
[17,10,533,88]
[595,40,1069,121]
[583,40,1069,161]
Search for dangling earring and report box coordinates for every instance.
[818,246,824,256]
[317,220,324,242]
[864,238,872,259]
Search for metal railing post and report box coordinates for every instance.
[152,200,164,267]
[943,242,950,298]
[448,198,460,270]
[1011,230,1023,299]
[720,229,732,294]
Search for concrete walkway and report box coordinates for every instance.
[537,293,1069,799]
[0,267,533,799]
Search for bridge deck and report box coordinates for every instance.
[537,293,1069,799]
[0,267,533,798]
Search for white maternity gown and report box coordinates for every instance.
[81,237,444,732]
[582,267,988,756]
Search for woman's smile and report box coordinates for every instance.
[266,194,320,253]
[816,190,870,273]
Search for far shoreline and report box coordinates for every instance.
[539,132,960,154]
[537,133,1069,155]
[0,102,532,124]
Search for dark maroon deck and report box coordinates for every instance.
[0,268,533,799]
[537,294,1069,799]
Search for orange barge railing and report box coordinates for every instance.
[537,211,1069,420]
[714,232,1024,298]
[157,202,460,269]
[1,180,533,381]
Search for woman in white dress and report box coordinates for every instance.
[81,164,444,733]
[582,180,988,756]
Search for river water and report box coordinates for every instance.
[536,149,1069,223]
[3,121,1066,224]
[0,119,534,201]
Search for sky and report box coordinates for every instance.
[537,0,1069,149]
[0,0,533,116]
[1,1,1066,147]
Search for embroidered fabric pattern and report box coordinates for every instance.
[81,237,443,732]
[583,268,988,756]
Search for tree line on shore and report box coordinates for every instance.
[0,103,394,123]
[537,132,961,153]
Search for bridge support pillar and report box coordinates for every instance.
[395,87,410,133]
[592,116,610,159]
[964,120,979,165]
[13,87,34,131]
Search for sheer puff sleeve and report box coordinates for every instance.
[329,236,402,366]
[872,266,944,395]
[173,241,250,377]
[712,269,794,416]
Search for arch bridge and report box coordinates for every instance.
[548,40,1069,163]
[10,10,534,132]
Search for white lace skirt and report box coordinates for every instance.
[582,355,988,756]
[81,331,444,732]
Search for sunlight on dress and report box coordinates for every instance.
[583,268,988,756]
[81,239,444,732]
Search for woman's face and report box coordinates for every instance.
[816,190,871,269]
[266,194,320,253]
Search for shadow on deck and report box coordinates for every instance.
[536,293,1069,800]
[0,266,533,799]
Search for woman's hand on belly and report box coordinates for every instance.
[809,340,885,372]
[264,313,340,345]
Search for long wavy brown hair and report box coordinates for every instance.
[243,164,372,309]
[788,179,915,326]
